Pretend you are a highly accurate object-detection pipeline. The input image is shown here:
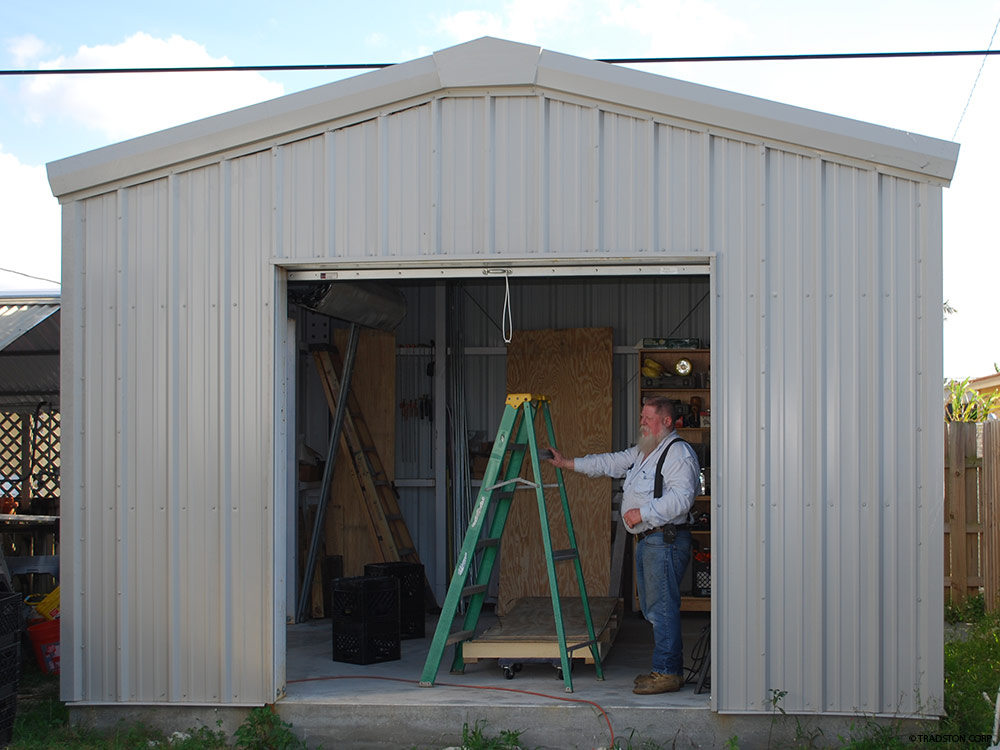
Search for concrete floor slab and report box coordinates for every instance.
[280,608,717,748]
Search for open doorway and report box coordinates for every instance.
[280,269,712,692]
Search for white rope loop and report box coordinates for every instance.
[502,273,513,344]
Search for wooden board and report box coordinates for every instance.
[324,329,396,577]
[462,596,623,664]
[501,327,613,615]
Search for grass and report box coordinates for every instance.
[8,603,1000,749]
[10,658,311,749]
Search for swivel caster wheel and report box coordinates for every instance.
[502,663,522,680]
[555,662,573,680]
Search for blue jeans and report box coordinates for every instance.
[635,529,692,675]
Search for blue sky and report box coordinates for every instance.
[1,0,998,378]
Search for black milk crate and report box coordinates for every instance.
[332,619,400,665]
[0,643,19,693]
[321,555,344,619]
[364,562,425,639]
[0,592,22,647]
[330,576,399,625]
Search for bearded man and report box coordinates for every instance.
[546,396,700,694]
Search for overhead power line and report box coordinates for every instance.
[0,267,60,285]
[953,14,1000,139]
[1,49,999,76]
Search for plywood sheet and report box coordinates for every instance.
[500,327,613,614]
[324,329,396,577]
[463,596,623,664]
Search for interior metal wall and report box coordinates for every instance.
[60,87,943,713]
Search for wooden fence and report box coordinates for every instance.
[944,420,1000,610]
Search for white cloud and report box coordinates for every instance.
[20,32,285,142]
[437,0,576,45]
[439,10,507,40]
[0,147,60,292]
[599,0,746,55]
[7,34,48,67]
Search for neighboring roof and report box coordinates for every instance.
[0,294,60,410]
[47,37,960,200]
[970,372,1000,393]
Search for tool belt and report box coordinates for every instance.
[635,523,691,543]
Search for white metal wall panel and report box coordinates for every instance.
[713,142,942,715]
[61,84,944,715]
[64,151,275,704]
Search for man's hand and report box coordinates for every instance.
[623,508,642,529]
[546,447,574,471]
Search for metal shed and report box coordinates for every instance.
[46,36,958,726]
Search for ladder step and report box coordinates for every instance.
[445,630,475,646]
[552,548,579,562]
[567,639,597,653]
[476,537,501,550]
[462,584,488,597]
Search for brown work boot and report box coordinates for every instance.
[632,672,684,694]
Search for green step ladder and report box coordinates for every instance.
[419,393,604,693]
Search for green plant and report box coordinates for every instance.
[610,727,664,750]
[723,736,739,749]
[232,707,310,750]
[460,720,524,750]
[766,688,787,749]
[945,377,1000,422]
[835,717,908,749]
[945,592,987,624]
[941,608,1000,747]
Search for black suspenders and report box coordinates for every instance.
[653,438,687,499]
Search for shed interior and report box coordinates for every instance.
[285,271,711,665]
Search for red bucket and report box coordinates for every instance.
[27,619,60,674]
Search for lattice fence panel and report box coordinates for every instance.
[30,412,60,501]
[0,414,23,499]
[0,412,61,513]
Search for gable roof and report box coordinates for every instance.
[47,37,959,200]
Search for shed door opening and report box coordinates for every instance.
[281,270,712,688]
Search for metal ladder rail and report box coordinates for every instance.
[420,394,604,692]
[537,399,605,679]
[419,399,528,686]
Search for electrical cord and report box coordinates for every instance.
[285,673,616,748]
[684,625,710,686]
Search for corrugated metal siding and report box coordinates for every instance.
[64,151,276,704]
[62,88,942,713]
[713,147,942,714]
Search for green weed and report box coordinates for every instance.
[945,593,986,625]
[610,727,664,749]
[460,719,524,750]
[941,608,1000,747]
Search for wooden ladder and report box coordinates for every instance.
[418,394,603,693]
[312,345,435,603]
